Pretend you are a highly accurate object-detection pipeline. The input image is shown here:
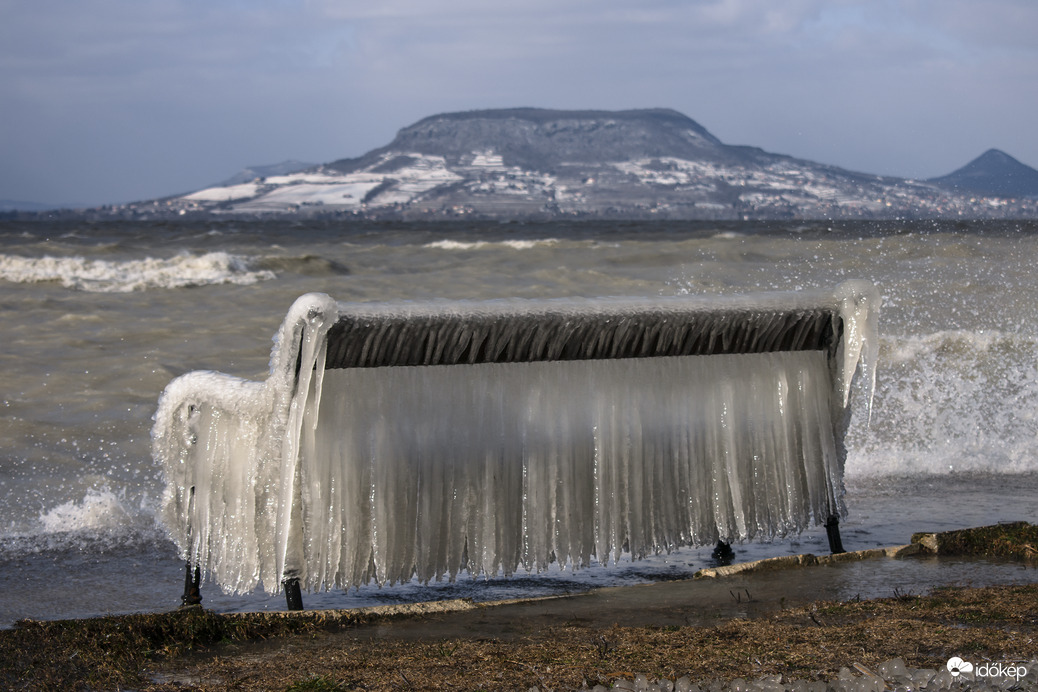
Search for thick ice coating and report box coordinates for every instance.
[153,283,879,595]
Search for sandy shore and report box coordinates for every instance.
[4,524,1038,691]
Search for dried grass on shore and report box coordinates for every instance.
[4,581,1038,691]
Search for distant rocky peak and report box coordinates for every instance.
[928,148,1038,198]
[975,148,1018,165]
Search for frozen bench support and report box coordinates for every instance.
[154,283,878,611]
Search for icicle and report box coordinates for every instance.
[273,294,337,592]
[833,280,881,422]
[277,351,845,591]
[153,371,273,593]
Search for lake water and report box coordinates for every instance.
[2,217,1037,625]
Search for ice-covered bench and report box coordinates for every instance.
[154,282,878,610]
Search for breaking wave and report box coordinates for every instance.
[846,329,1038,477]
[0,251,276,292]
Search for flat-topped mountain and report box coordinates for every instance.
[328,108,729,171]
[115,108,1038,220]
[927,149,1038,199]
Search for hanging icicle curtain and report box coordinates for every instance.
[154,282,879,596]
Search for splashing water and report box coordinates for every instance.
[39,488,131,534]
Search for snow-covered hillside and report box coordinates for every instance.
[118,109,1038,220]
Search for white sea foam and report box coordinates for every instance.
[423,238,559,250]
[0,488,166,558]
[38,488,131,534]
[845,329,1038,477]
[0,251,276,292]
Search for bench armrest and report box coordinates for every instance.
[153,371,279,592]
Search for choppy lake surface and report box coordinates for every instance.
[2,218,1037,625]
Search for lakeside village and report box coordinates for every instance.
[11,153,1038,222]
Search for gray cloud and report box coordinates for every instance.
[1,0,1035,205]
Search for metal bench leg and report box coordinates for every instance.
[711,539,735,564]
[825,515,845,554]
[283,577,304,610]
[182,562,202,607]
[180,486,202,607]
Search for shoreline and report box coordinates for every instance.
[4,524,1038,690]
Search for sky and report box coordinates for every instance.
[2,0,1037,207]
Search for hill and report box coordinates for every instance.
[217,160,317,187]
[112,108,1038,220]
[927,149,1038,199]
